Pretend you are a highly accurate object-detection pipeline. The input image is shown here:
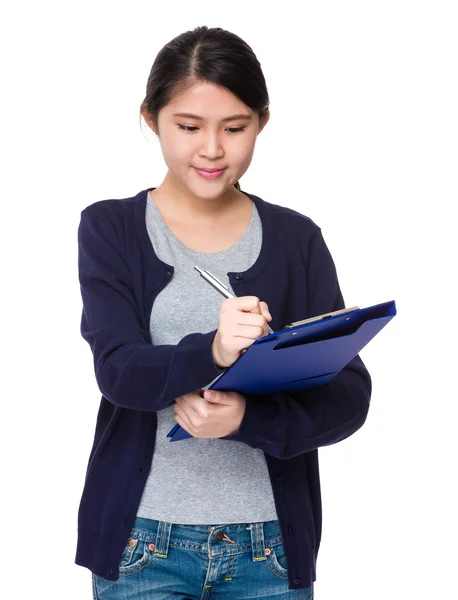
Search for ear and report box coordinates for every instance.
[257,108,270,134]
[141,106,159,136]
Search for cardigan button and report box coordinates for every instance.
[294,578,301,585]
[165,270,173,278]
[287,526,293,533]
[235,273,243,280]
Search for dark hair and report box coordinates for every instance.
[140,26,270,191]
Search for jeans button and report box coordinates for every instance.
[214,531,224,542]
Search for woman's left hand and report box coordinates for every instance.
[173,389,246,438]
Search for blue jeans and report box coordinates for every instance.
[92,516,314,599]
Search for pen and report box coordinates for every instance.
[194,265,274,334]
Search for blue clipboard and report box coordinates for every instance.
[167,299,396,442]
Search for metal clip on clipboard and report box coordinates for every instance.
[283,306,360,329]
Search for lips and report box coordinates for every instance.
[197,168,225,172]
[194,167,226,179]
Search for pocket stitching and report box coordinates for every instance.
[119,539,135,567]
[265,545,288,579]
[118,541,155,577]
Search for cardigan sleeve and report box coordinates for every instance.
[77,210,224,412]
[221,228,372,459]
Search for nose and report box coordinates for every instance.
[198,131,224,160]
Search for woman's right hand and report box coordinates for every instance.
[211,296,273,368]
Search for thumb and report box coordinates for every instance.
[204,390,226,403]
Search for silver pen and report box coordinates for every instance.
[194,265,274,334]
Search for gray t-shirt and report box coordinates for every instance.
[136,191,278,524]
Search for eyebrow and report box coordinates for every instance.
[172,112,253,122]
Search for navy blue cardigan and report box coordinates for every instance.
[75,186,371,590]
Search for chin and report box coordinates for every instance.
[186,180,234,200]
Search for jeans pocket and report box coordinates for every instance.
[118,535,155,577]
[265,542,289,579]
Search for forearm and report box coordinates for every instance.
[86,325,224,411]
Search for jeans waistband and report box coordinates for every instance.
[129,517,284,562]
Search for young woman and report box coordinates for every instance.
[76,25,371,599]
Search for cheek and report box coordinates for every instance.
[160,132,193,165]
[231,137,256,168]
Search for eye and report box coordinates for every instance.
[177,125,247,134]
[227,127,246,134]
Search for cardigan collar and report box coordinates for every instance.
[133,187,276,283]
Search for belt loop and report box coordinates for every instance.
[154,520,172,558]
[250,522,266,562]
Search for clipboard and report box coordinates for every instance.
[167,299,396,441]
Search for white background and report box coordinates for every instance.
[2,1,457,598]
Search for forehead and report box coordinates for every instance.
[162,81,253,120]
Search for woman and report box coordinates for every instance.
[76,25,371,599]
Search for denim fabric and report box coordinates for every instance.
[92,517,314,599]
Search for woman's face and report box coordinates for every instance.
[145,80,269,200]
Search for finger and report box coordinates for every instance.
[231,296,262,313]
[174,402,198,429]
[259,301,272,321]
[204,390,224,404]
[235,312,268,329]
[204,390,234,405]
[222,324,265,341]
[173,410,192,435]
[195,397,209,418]
[182,394,209,418]
[232,319,268,339]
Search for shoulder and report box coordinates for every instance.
[247,191,321,240]
[80,188,143,223]
[77,189,149,263]
[78,189,149,250]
